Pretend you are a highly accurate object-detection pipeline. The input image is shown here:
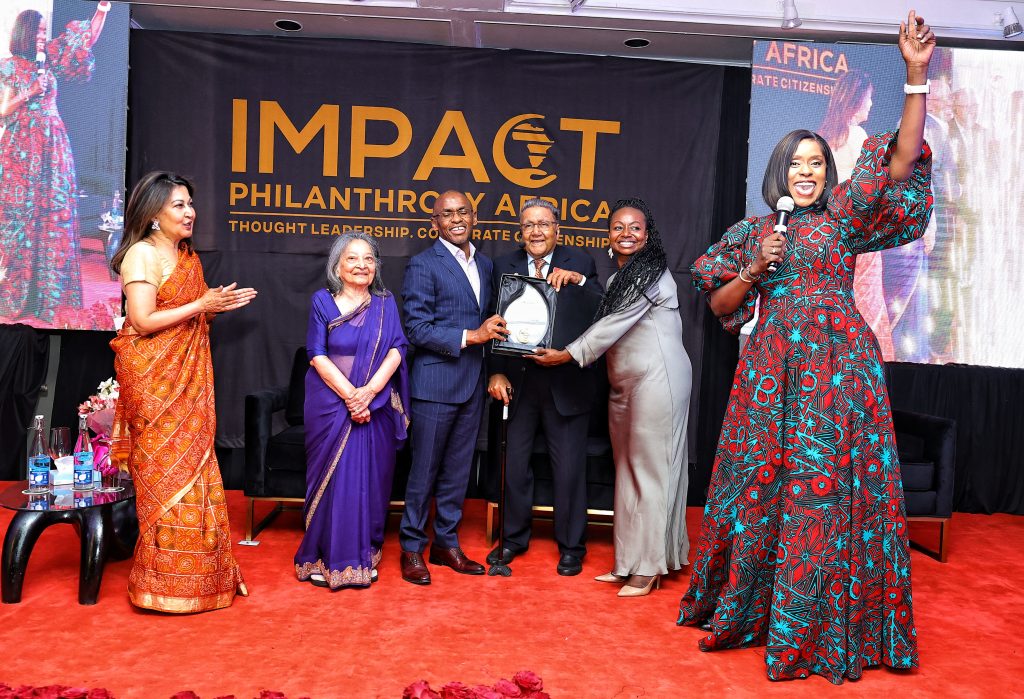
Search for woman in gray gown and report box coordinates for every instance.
[532,198,691,597]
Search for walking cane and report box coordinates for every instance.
[488,387,513,577]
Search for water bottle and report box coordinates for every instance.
[73,414,94,491]
[105,189,125,281]
[26,415,49,493]
[111,189,123,224]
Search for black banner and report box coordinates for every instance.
[129,31,725,446]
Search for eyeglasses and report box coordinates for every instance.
[521,221,557,232]
[433,208,472,221]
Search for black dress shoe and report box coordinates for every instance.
[556,553,583,576]
[428,545,485,575]
[486,545,525,565]
[400,551,431,585]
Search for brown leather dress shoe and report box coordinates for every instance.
[400,550,431,585]
[428,545,485,575]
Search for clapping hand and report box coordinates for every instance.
[200,282,257,314]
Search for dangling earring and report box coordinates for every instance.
[151,220,161,231]
[607,247,615,259]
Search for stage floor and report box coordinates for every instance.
[1,486,1022,698]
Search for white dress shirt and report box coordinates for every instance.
[438,237,480,348]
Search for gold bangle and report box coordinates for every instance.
[738,266,757,284]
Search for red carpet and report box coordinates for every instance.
[1,485,1022,698]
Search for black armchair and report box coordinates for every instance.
[892,408,956,562]
[242,347,309,541]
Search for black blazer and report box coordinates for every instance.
[489,245,602,418]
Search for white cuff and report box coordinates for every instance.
[461,330,467,349]
[903,80,930,94]
[576,274,587,286]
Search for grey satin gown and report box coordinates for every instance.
[566,269,692,576]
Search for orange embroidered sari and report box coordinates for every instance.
[110,247,245,613]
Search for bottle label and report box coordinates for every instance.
[28,455,50,488]
[74,451,94,489]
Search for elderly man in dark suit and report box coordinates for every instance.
[398,190,508,585]
[487,198,602,576]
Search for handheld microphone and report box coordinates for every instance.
[768,196,795,273]
[36,50,46,76]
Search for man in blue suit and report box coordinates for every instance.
[399,190,508,585]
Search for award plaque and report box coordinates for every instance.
[492,274,556,356]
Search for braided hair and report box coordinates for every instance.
[595,198,667,319]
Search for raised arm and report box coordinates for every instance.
[890,10,935,182]
[88,1,111,48]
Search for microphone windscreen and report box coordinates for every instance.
[776,196,795,213]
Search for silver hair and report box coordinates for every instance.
[325,232,386,296]
[519,198,559,222]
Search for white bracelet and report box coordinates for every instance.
[738,266,758,284]
[97,1,112,13]
[903,80,930,94]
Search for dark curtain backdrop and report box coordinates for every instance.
[127,31,725,450]
[50,331,117,437]
[690,67,751,504]
[0,325,48,480]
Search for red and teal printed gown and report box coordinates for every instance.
[678,132,933,684]
[0,21,95,324]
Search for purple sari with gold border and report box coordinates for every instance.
[295,289,409,588]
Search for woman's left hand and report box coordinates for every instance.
[528,348,572,366]
[898,10,935,69]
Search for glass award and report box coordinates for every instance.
[492,274,556,356]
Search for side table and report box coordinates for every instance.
[1,481,137,605]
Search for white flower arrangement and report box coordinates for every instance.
[79,377,119,415]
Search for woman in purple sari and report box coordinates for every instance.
[295,232,409,589]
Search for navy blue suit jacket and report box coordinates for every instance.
[402,239,494,404]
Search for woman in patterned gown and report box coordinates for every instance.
[677,12,936,683]
[294,232,410,589]
[0,3,109,324]
[109,171,257,612]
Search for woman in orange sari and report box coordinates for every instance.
[109,171,257,613]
